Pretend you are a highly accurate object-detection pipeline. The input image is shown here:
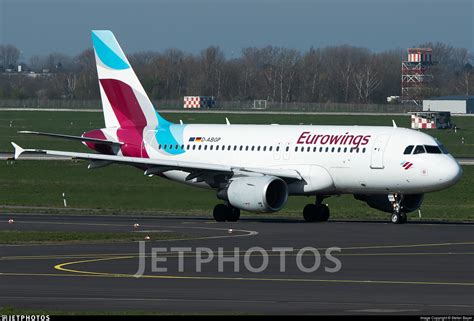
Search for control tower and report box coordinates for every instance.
[401,48,435,105]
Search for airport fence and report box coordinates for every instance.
[0,99,421,113]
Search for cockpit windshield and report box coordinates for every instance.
[404,144,446,155]
[424,145,442,154]
[413,145,426,154]
[403,145,414,154]
[435,139,449,154]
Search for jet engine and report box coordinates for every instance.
[218,176,288,212]
[354,194,424,213]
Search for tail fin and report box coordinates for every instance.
[92,30,159,129]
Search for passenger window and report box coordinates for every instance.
[424,145,442,154]
[158,144,162,150]
[413,145,426,154]
[210,145,213,150]
[403,145,414,155]
[263,146,266,151]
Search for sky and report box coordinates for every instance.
[0,0,472,61]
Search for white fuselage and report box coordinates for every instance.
[139,124,462,195]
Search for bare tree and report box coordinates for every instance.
[0,44,20,69]
[66,73,77,98]
[353,56,382,103]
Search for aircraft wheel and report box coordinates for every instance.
[399,212,407,224]
[303,204,329,222]
[320,204,330,222]
[391,212,402,224]
[213,204,229,222]
[303,204,318,222]
[227,207,241,222]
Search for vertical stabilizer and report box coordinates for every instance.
[92,30,158,129]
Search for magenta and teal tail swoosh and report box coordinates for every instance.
[92,30,159,130]
[91,30,184,158]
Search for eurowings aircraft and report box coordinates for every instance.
[12,30,463,224]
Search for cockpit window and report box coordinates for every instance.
[403,145,414,154]
[413,145,426,154]
[438,143,449,154]
[424,145,442,154]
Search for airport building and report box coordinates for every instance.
[423,95,474,114]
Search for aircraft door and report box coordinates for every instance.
[370,134,390,169]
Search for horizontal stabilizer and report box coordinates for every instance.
[11,142,25,159]
[18,131,123,146]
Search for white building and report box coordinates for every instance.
[423,96,474,114]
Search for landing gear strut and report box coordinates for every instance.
[303,196,330,222]
[389,194,407,224]
[213,203,240,222]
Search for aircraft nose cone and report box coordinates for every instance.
[444,159,463,186]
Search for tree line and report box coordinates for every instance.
[0,42,472,103]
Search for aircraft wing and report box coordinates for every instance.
[11,143,302,181]
[18,131,123,146]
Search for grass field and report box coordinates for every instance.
[0,160,472,221]
[0,110,472,221]
[0,110,473,156]
[0,230,183,244]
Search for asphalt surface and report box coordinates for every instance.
[0,214,473,315]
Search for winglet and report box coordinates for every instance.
[226,117,231,125]
[11,142,24,159]
[392,120,397,128]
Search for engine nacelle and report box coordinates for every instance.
[354,194,424,213]
[220,176,288,213]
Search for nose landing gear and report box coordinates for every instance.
[389,193,407,224]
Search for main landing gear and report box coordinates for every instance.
[389,193,407,224]
[303,196,330,222]
[213,203,240,222]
